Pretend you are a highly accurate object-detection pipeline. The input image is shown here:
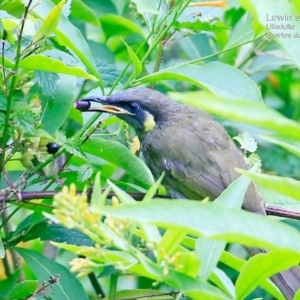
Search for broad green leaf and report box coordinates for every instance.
[170,92,300,140]
[158,228,189,260]
[131,0,160,14]
[140,62,263,102]
[107,180,161,244]
[32,0,65,43]
[33,0,103,88]
[197,170,254,281]
[210,268,235,298]
[82,138,154,187]
[71,0,100,26]
[224,19,254,50]
[16,248,88,300]
[238,0,300,68]
[9,280,38,299]
[19,56,97,80]
[236,249,300,299]
[237,169,300,201]
[135,253,229,299]
[261,134,300,157]
[0,270,20,299]
[41,75,75,134]
[107,180,136,204]
[123,39,143,77]
[98,200,300,252]
[100,14,144,39]
[220,252,284,300]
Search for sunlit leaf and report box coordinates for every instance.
[98,200,300,252]
[237,169,300,201]
[33,0,65,43]
[170,92,300,140]
[19,55,97,80]
[140,62,263,101]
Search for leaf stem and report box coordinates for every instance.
[109,273,118,300]
[0,0,33,182]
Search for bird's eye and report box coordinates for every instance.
[129,102,140,113]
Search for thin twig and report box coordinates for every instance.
[265,204,300,220]
[2,189,300,221]
[0,0,34,182]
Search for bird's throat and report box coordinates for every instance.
[143,112,156,132]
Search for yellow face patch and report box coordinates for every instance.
[143,112,156,132]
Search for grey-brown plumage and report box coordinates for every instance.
[78,87,300,299]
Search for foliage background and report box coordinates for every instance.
[1,0,300,299]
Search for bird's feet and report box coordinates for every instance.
[188,0,228,10]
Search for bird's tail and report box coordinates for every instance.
[271,267,300,300]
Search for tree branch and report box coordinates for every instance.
[2,190,300,220]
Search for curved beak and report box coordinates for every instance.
[74,96,132,115]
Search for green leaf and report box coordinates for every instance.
[91,172,102,205]
[224,19,254,50]
[64,140,87,159]
[32,0,65,43]
[136,253,230,300]
[41,75,75,134]
[33,0,103,88]
[236,249,300,299]
[100,14,144,39]
[82,138,154,187]
[233,132,258,153]
[140,62,263,102]
[107,180,136,204]
[97,60,121,87]
[9,280,38,299]
[261,133,300,157]
[237,169,300,201]
[98,200,300,252]
[123,39,143,77]
[16,248,88,300]
[71,0,100,26]
[35,71,60,101]
[77,164,94,182]
[196,170,254,281]
[0,270,21,299]
[19,55,97,80]
[131,0,160,14]
[210,268,235,298]
[170,92,300,140]
[143,172,164,202]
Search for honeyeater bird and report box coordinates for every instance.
[76,87,300,299]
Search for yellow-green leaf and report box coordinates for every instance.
[237,169,300,201]
[123,39,143,77]
[19,55,97,80]
[33,0,66,43]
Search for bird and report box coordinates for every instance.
[76,87,300,299]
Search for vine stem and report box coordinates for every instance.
[0,0,33,182]
[109,273,118,300]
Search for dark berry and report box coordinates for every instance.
[46,142,60,154]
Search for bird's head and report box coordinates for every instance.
[76,87,175,135]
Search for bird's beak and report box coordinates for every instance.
[74,96,133,115]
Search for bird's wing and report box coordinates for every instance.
[143,111,264,213]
